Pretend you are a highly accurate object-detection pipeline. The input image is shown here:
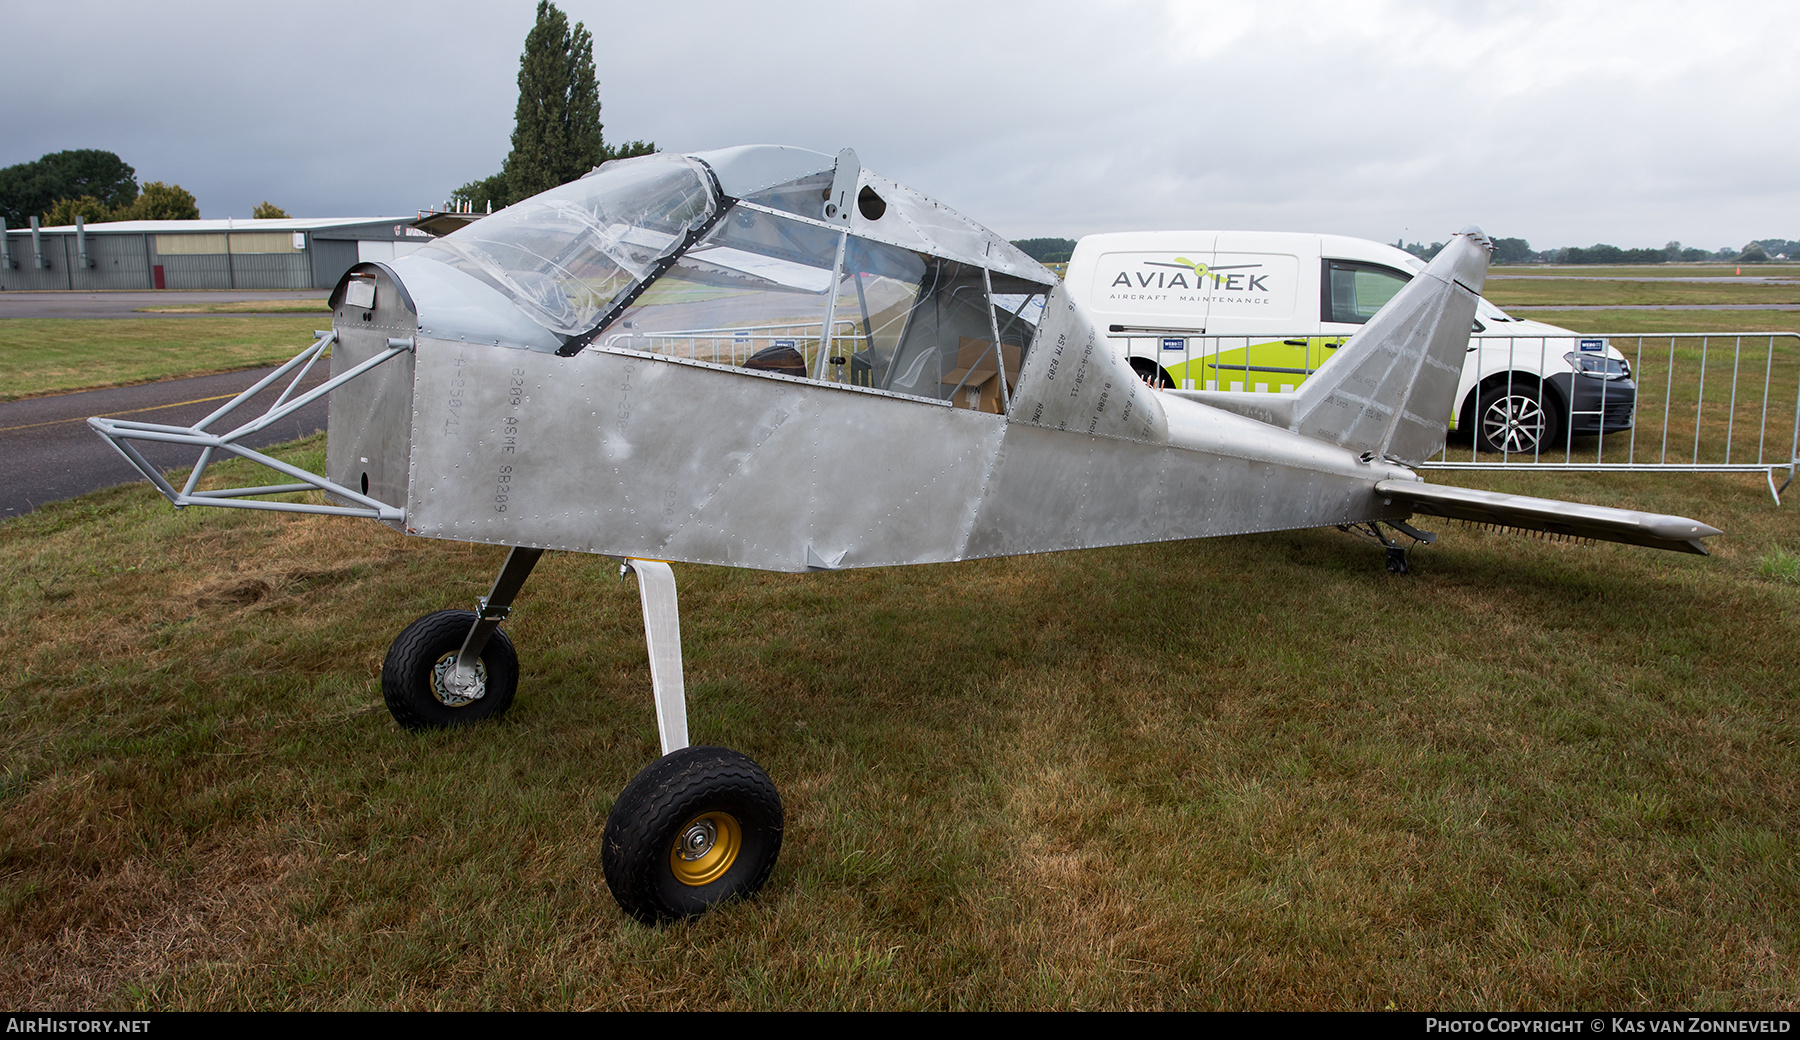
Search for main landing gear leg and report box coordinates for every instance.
[380,545,543,730]
[602,560,784,925]
[448,545,545,695]
[622,560,689,755]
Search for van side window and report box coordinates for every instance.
[1322,260,1410,324]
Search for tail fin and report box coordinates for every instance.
[1174,226,1491,464]
[1289,226,1489,462]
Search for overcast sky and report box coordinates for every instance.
[5,0,1795,251]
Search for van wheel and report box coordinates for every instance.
[1130,357,1174,389]
[1473,379,1560,456]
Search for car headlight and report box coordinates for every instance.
[1565,352,1631,380]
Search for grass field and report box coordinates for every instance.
[1509,311,1800,335]
[1475,264,1800,339]
[1,437,1796,1010]
[0,318,326,401]
[1486,282,1800,308]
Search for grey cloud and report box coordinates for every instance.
[2,0,1793,250]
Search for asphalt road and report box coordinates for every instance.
[0,364,332,518]
[0,290,329,319]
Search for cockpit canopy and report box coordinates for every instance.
[396,146,1057,411]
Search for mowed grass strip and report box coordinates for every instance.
[1485,281,1800,308]
[1,437,1796,1009]
[0,317,325,401]
[1504,310,1800,335]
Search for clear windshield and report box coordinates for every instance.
[415,154,716,338]
[991,293,1044,327]
[742,171,832,221]
[602,203,1040,407]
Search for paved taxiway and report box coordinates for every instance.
[0,365,331,518]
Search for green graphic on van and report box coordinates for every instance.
[1113,259,1267,291]
[1163,336,1347,389]
[1171,256,1209,280]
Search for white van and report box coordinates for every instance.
[1062,231,1636,455]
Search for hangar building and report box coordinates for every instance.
[0,216,432,292]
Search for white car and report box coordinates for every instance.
[1063,230,1635,455]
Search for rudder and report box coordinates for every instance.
[1287,226,1491,463]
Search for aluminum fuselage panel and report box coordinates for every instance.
[404,338,1412,572]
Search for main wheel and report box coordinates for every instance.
[1473,379,1560,455]
[380,609,519,730]
[602,745,784,924]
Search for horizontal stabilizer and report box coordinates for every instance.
[1373,479,1722,555]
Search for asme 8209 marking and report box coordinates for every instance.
[493,465,513,514]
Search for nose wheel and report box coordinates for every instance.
[381,609,520,728]
[380,546,542,731]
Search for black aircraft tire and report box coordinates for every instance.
[380,609,519,731]
[602,746,784,925]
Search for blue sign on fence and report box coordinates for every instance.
[1578,338,1605,352]
[1161,337,1185,352]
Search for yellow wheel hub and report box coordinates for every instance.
[670,811,741,887]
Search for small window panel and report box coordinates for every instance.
[1323,260,1411,325]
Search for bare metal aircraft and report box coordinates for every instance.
[90,145,1720,923]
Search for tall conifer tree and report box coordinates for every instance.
[503,2,603,202]
[454,3,653,211]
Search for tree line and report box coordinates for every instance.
[1010,238,1078,263]
[0,150,225,227]
[1402,237,1793,265]
[1014,236,1794,268]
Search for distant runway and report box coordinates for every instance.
[0,289,329,319]
[0,365,331,518]
[1489,274,1799,284]
[1507,303,1800,311]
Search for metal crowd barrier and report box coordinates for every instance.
[1118,331,1800,503]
